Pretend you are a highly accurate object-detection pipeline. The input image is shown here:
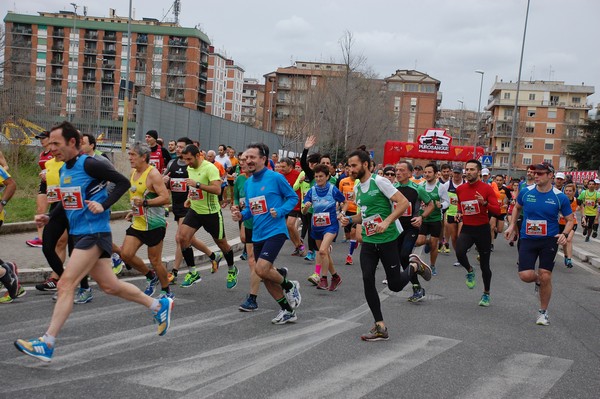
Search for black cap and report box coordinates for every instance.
[35,131,50,139]
[452,166,463,173]
[414,165,423,170]
[383,166,396,175]
[528,162,555,173]
[145,130,158,141]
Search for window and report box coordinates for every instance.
[548,110,556,119]
[569,111,579,121]
[572,97,581,103]
[543,158,552,164]
[524,140,533,149]
[504,92,511,99]
[544,141,554,150]
[504,109,513,118]
[550,95,559,105]
[529,93,536,100]
[311,76,317,87]
[546,128,555,135]
[525,126,534,133]
[522,157,532,165]
[406,84,418,92]
[527,110,536,117]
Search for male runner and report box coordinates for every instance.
[339,164,359,265]
[120,142,172,298]
[455,159,501,307]
[278,157,304,255]
[15,121,173,362]
[437,163,452,253]
[578,179,599,241]
[231,143,302,324]
[342,150,431,341]
[505,162,574,325]
[489,174,511,251]
[446,166,465,266]
[176,145,237,289]
[27,131,53,247]
[145,130,171,173]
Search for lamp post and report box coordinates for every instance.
[68,3,78,122]
[474,70,485,159]
[457,99,464,146]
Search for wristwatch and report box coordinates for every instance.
[196,182,201,189]
[0,200,7,206]
[563,232,569,239]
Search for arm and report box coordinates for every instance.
[485,185,501,215]
[504,201,523,241]
[273,175,299,218]
[83,157,129,211]
[438,182,450,210]
[300,148,314,181]
[145,169,171,207]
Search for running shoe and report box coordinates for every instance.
[154,297,174,336]
[111,253,124,275]
[73,288,93,304]
[52,292,58,301]
[431,265,437,276]
[0,284,26,304]
[240,249,248,261]
[409,254,432,281]
[226,266,239,289]
[14,337,54,362]
[239,295,258,312]
[180,271,201,288]
[158,291,175,300]
[307,272,320,286]
[490,244,494,252]
[1,262,19,299]
[211,251,224,274]
[317,276,328,290]
[408,285,425,303]
[585,236,590,242]
[285,280,301,309]
[423,242,431,254]
[271,309,297,325]
[144,274,159,296]
[564,258,573,268]
[35,277,58,292]
[465,271,476,289]
[167,272,177,285]
[593,231,598,238]
[304,250,316,261]
[478,293,490,307]
[453,262,461,267]
[291,245,305,256]
[329,274,342,291]
[444,243,450,253]
[536,310,549,326]
[382,279,388,285]
[25,237,43,248]
[582,228,588,236]
[360,324,389,342]
[345,255,353,265]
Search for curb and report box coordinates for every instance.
[0,211,130,235]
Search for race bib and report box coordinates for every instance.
[450,197,459,206]
[170,178,187,193]
[313,212,331,227]
[344,191,355,202]
[131,200,145,217]
[461,200,480,216]
[401,202,413,217]
[239,197,246,210]
[47,185,61,203]
[526,219,547,236]
[585,199,597,208]
[249,195,268,215]
[61,186,84,210]
[188,187,204,201]
[363,214,383,237]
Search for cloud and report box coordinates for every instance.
[275,16,312,36]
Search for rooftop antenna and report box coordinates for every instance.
[173,0,181,24]
[83,6,87,16]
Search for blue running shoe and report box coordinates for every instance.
[158,291,175,300]
[423,242,431,254]
[73,287,93,304]
[144,274,159,297]
[14,337,54,362]
[239,295,258,312]
[154,297,174,336]
[240,249,248,261]
[285,280,301,309]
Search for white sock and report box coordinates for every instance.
[150,299,160,312]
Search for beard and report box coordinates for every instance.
[356,165,366,180]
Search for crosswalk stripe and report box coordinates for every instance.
[458,352,573,399]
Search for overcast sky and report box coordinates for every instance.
[4,0,599,112]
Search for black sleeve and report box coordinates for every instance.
[300,148,314,182]
[161,148,171,168]
[83,157,130,210]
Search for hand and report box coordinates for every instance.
[163,172,171,185]
[34,213,49,227]
[270,208,278,218]
[132,197,144,207]
[504,225,516,241]
[85,200,105,214]
[125,212,133,222]
[184,199,191,208]
[304,135,317,149]
[39,169,47,181]
[231,206,242,221]
[410,215,423,228]
[475,191,485,204]
[455,213,462,223]
[375,219,390,234]
[555,233,567,246]
[302,202,312,211]
[186,178,197,188]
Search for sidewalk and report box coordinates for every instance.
[0,209,243,284]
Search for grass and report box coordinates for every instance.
[1,145,131,223]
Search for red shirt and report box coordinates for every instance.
[281,169,301,211]
[38,150,53,170]
[456,180,501,226]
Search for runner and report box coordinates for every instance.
[163,137,215,285]
[578,179,599,242]
[299,135,321,261]
[455,159,501,307]
[120,142,172,298]
[15,121,173,362]
[504,162,574,325]
[303,164,346,290]
[176,145,237,289]
[27,131,53,248]
[559,183,579,268]
[437,163,451,253]
[415,163,449,276]
[338,163,359,265]
[446,166,465,266]
[394,161,434,302]
[342,150,431,341]
[231,143,302,324]
[410,165,425,185]
[489,174,512,251]
[278,157,304,255]
[144,130,171,173]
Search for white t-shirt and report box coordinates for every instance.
[215,154,231,170]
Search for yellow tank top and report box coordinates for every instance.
[129,165,166,231]
[44,158,64,203]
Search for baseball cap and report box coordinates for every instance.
[555,172,566,179]
[414,165,423,171]
[528,162,555,173]
[452,166,463,173]
[594,178,600,184]
[481,168,490,176]
[35,131,50,139]
[383,166,396,175]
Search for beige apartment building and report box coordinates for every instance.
[241,78,265,128]
[485,79,594,172]
[205,47,244,122]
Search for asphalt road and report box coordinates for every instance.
[1,235,600,398]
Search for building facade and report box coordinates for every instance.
[485,79,594,171]
[241,78,264,128]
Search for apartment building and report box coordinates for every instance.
[205,47,244,122]
[224,60,244,123]
[485,79,594,171]
[436,108,480,147]
[241,78,264,128]
[3,10,211,136]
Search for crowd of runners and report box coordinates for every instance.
[1,123,599,361]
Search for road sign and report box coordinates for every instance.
[481,155,493,167]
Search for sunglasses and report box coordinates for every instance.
[534,171,549,176]
[385,172,396,176]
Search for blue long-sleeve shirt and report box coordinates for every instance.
[241,167,299,242]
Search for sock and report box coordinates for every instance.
[182,247,195,266]
[314,264,322,275]
[161,286,170,293]
[280,278,293,291]
[150,299,160,312]
[172,269,179,277]
[349,240,357,255]
[189,266,197,274]
[277,296,293,312]
[249,294,257,301]
[224,250,235,267]
[209,252,216,260]
[43,333,56,348]
[145,271,155,280]
[332,273,338,279]
[80,276,89,289]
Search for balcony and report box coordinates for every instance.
[103,32,117,42]
[167,82,185,89]
[12,26,32,35]
[51,43,64,51]
[82,74,96,82]
[277,82,292,90]
[168,38,188,47]
[136,50,148,58]
[201,44,209,54]
[167,53,187,61]
[50,73,63,80]
[82,61,96,68]
[52,29,65,38]
[199,72,208,81]
[103,49,117,56]
[136,35,148,44]
[83,47,97,55]
[50,57,64,65]
[198,86,207,95]
[167,68,184,76]
[101,63,116,70]
[198,100,206,108]
[84,32,99,40]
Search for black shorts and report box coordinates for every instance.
[172,202,188,221]
[71,232,113,259]
[344,211,357,233]
[38,180,47,195]
[446,215,459,224]
[518,237,558,272]
[244,227,253,244]
[558,224,577,233]
[126,226,166,247]
[182,209,226,240]
[227,180,235,187]
[287,210,302,219]
[419,220,442,238]
[493,214,506,221]
[253,233,287,264]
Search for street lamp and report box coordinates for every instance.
[474,70,485,159]
[457,99,464,146]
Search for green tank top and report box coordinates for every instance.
[422,181,442,223]
[356,175,400,244]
